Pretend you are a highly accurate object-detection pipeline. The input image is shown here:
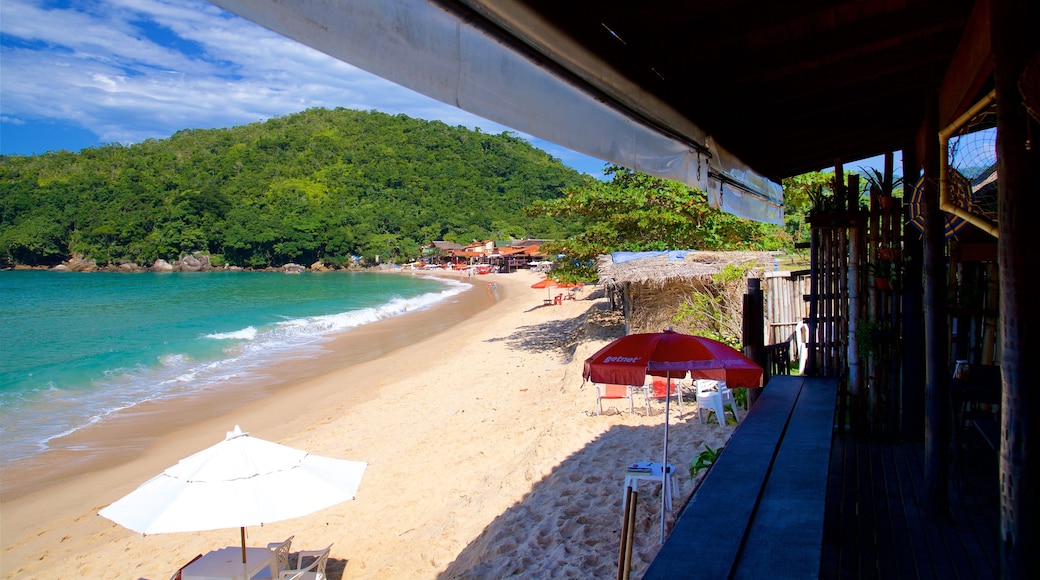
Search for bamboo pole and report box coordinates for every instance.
[617,486,634,580]
[623,490,638,580]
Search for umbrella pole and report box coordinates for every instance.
[240,527,247,563]
[661,374,671,544]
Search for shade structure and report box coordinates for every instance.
[583,330,763,542]
[907,174,971,239]
[583,330,764,389]
[531,278,576,299]
[99,426,366,562]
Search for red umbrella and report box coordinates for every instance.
[583,329,763,542]
[531,278,575,299]
[583,330,763,388]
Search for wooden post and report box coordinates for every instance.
[743,278,766,408]
[922,96,950,518]
[622,282,632,335]
[901,144,926,441]
[993,0,1040,574]
[848,209,864,431]
[807,227,820,377]
[620,488,638,580]
[617,486,634,580]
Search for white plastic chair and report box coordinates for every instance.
[281,544,331,580]
[695,380,739,425]
[253,536,293,579]
[791,322,810,374]
[717,382,740,424]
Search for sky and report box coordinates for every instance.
[0,0,613,176]
[0,0,895,181]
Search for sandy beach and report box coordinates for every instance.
[0,269,734,579]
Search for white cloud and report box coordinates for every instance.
[1,0,605,174]
[0,0,507,143]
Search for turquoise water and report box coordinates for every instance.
[0,270,467,464]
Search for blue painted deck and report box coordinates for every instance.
[641,374,1000,579]
[644,375,837,579]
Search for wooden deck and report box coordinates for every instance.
[644,375,837,579]
[642,374,1000,579]
[821,433,1000,579]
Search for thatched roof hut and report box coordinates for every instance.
[596,250,776,335]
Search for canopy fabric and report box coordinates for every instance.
[583,331,763,388]
[610,251,691,264]
[209,0,784,225]
[99,426,367,535]
[531,279,574,289]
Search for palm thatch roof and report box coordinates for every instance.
[596,251,777,287]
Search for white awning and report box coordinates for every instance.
[210,0,784,224]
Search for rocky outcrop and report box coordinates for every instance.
[151,259,174,272]
[63,256,98,272]
[175,253,213,272]
[179,254,202,271]
[282,263,306,274]
[311,261,328,271]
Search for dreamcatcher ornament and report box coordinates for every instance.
[927,88,1001,240]
[907,174,972,239]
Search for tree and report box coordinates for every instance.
[526,166,789,281]
[0,107,585,268]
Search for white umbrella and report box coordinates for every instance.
[99,426,367,562]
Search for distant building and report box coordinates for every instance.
[423,239,550,272]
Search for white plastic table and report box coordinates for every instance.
[623,462,678,511]
[181,547,277,580]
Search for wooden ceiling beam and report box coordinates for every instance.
[937,0,993,126]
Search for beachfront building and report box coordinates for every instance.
[423,239,549,272]
[212,1,1035,576]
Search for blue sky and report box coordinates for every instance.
[0,0,613,176]
[0,0,895,180]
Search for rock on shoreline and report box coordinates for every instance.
[12,254,364,273]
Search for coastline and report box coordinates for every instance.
[0,270,491,503]
[1,268,735,579]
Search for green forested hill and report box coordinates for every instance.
[0,108,589,268]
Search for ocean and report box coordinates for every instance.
[0,270,469,466]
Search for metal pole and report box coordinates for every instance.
[660,373,671,543]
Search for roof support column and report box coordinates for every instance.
[993,0,1040,576]
[922,96,951,518]
[901,144,925,441]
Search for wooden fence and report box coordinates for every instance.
[763,271,811,346]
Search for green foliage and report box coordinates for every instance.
[671,264,750,347]
[854,318,893,359]
[689,444,723,477]
[0,108,585,268]
[858,166,904,204]
[733,386,748,410]
[526,166,790,282]
[780,171,833,245]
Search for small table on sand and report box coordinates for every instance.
[181,546,277,580]
[622,462,678,511]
